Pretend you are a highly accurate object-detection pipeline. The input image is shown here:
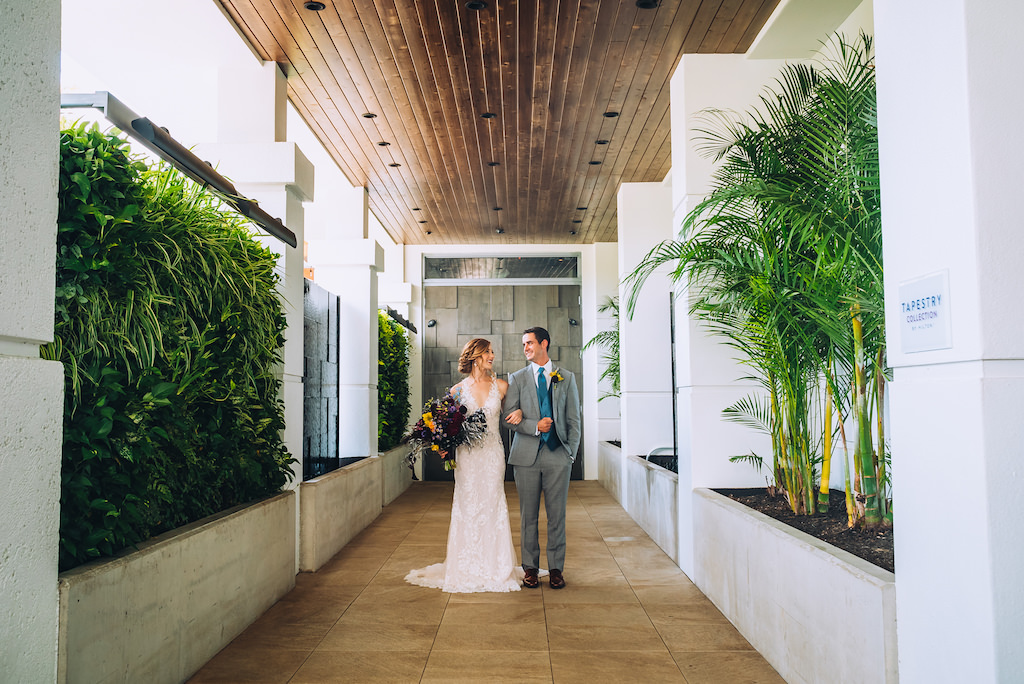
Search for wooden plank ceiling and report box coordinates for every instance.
[217,0,780,245]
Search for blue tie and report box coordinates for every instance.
[537,367,551,443]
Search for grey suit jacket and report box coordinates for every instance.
[502,365,581,466]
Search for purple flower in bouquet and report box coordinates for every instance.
[403,392,487,471]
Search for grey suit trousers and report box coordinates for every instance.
[514,446,571,571]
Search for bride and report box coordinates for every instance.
[405,338,525,593]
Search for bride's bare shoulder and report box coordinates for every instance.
[496,377,509,397]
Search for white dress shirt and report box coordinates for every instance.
[531,360,553,388]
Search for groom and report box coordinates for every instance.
[503,326,581,589]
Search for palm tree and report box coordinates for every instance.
[626,33,887,525]
[582,296,621,401]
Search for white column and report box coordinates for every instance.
[670,54,786,577]
[617,181,675,473]
[197,63,314,490]
[0,1,63,679]
[581,242,620,483]
[876,1,1024,680]
[308,185,384,459]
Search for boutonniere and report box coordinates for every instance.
[550,369,564,384]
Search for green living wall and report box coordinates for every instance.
[46,124,294,571]
[377,311,411,452]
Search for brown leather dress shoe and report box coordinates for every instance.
[549,569,566,589]
[523,567,540,589]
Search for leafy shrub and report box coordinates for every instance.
[377,312,411,451]
[46,123,294,571]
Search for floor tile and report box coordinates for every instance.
[656,622,756,652]
[289,650,429,683]
[544,602,654,627]
[547,624,668,652]
[440,602,545,626]
[632,582,708,606]
[540,583,640,605]
[257,593,352,627]
[644,598,731,625]
[317,621,440,651]
[340,595,448,625]
[446,588,543,604]
[672,651,786,683]
[421,650,552,682]
[227,618,332,651]
[186,644,308,683]
[549,651,686,683]
[432,623,550,651]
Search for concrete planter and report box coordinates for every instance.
[598,440,623,504]
[57,491,296,684]
[299,456,382,571]
[624,455,679,563]
[693,488,898,684]
[380,444,414,506]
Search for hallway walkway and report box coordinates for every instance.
[189,481,783,683]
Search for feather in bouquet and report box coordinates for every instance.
[403,392,487,471]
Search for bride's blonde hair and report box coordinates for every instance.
[458,338,492,374]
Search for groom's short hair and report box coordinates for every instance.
[523,326,551,349]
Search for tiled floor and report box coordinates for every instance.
[189,481,784,683]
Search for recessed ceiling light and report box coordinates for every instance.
[495,228,505,234]
[419,220,428,224]
[425,230,432,235]
[363,112,377,118]
[377,141,390,146]
[595,139,610,145]
[389,163,401,167]
[636,0,660,7]
[494,207,502,211]
[572,220,582,223]
[576,207,587,211]
[412,207,421,211]
[589,160,602,165]
[481,112,496,119]
[603,111,619,118]
[466,0,488,8]
[488,162,501,167]
[569,230,577,235]
[304,1,326,10]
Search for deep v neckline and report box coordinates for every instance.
[465,378,496,410]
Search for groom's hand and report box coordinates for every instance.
[537,417,553,433]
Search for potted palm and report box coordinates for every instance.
[627,34,897,683]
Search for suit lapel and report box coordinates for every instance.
[521,367,540,415]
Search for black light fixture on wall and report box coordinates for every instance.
[61,91,297,248]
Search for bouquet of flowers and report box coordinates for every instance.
[403,392,487,471]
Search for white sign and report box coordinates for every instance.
[898,271,952,353]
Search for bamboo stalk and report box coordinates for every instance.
[837,405,857,528]
[818,377,833,513]
[852,304,881,526]
[875,347,888,519]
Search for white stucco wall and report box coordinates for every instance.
[0,0,63,680]
[588,241,621,441]
[617,180,675,463]
[875,0,1024,680]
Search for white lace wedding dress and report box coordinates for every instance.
[405,378,521,593]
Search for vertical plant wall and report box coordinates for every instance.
[377,312,411,452]
[46,124,294,571]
